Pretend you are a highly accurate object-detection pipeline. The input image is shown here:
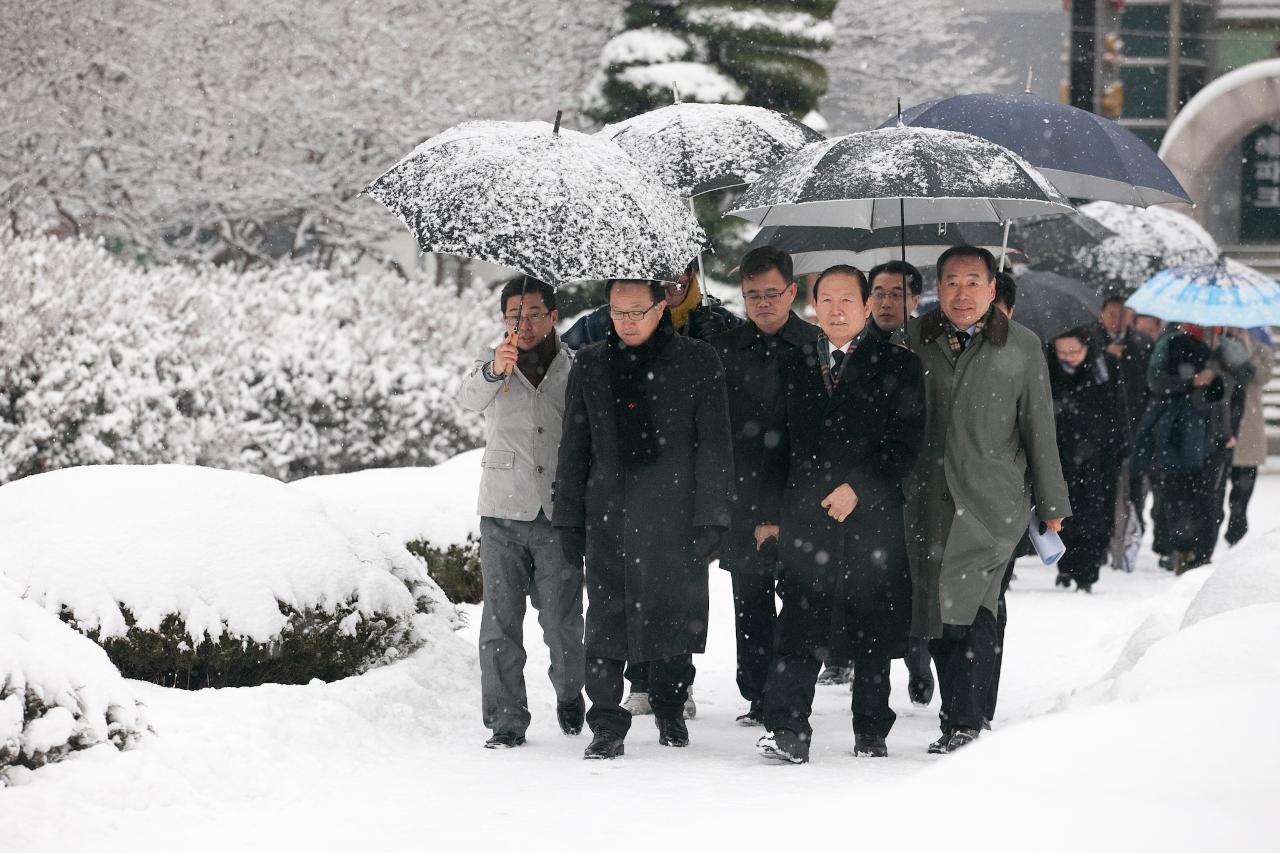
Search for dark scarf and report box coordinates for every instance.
[516,332,558,389]
[607,311,674,469]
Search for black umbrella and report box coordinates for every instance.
[1012,210,1116,268]
[1008,270,1102,342]
[363,116,704,285]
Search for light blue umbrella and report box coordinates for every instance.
[1126,257,1280,326]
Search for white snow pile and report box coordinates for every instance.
[618,61,745,106]
[598,27,693,68]
[0,464,457,687]
[1076,200,1219,288]
[1,579,147,786]
[291,448,484,548]
[683,6,836,45]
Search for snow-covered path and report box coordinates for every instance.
[7,476,1280,852]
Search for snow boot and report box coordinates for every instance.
[853,734,888,758]
[656,714,689,747]
[583,730,625,760]
[816,665,851,686]
[758,729,809,764]
[735,700,764,727]
[557,694,585,736]
[622,691,653,716]
[483,731,526,750]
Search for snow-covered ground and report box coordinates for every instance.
[6,468,1280,851]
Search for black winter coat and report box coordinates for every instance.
[553,327,733,661]
[758,335,925,658]
[709,312,821,575]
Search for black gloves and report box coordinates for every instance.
[692,525,724,560]
[560,527,586,568]
[687,305,731,341]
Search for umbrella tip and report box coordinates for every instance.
[553,110,562,135]
[896,97,904,128]
[1025,66,1033,94]
[672,82,681,104]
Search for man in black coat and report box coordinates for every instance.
[554,279,733,760]
[753,265,925,764]
[709,246,820,727]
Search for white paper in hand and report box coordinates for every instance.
[1028,508,1066,566]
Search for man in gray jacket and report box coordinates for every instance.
[457,277,586,750]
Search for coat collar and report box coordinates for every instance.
[918,306,1009,348]
[737,311,816,350]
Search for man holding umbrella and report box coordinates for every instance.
[457,277,585,750]
[904,246,1071,754]
[554,279,733,760]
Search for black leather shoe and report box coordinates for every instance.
[557,694,585,736]
[735,700,763,727]
[758,729,810,764]
[583,731,625,760]
[656,714,689,747]
[927,731,952,754]
[853,734,888,757]
[946,727,980,752]
[483,731,526,749]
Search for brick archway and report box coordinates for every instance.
[1159,59,1280,225]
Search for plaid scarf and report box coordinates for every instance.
[945,311,990,357]
[816,328,868,395]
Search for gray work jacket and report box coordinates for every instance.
[456,338,573,522]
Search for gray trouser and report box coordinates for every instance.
[479,512,585,736]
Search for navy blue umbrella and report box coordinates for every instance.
[881,92,1191,207]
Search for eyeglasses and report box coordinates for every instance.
[608,302,661,322]
[503,310,551,327]
[743,289,789,304]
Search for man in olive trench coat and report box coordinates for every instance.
[554,279,733,760]
[904,246,1071,754]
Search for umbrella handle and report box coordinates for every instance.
[689,195,709,307]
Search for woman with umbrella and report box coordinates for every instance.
[1045,327,1128,593]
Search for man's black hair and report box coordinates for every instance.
[499,276,556,314]
[995,271,1018,311]
[605,278,666,304]
[1101,294,1127,309]
[936,245,998,281]
[813,264,870,302]
[738,245,794,285]
[867,260,923,297]
[1054,325,1095,347]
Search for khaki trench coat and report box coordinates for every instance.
[1232,335,1272,469]
[904,308,1071,636]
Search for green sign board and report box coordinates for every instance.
[1241,121,1280,243]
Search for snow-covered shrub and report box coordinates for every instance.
[0,235,502,482]
[0,464,461,689]
[1,579,147,785]
[405,537,484,605]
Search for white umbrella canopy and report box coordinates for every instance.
[364,119,704,284]
[728,125,1072,229]
[598,102,825,197]
[1126,257,1280,326]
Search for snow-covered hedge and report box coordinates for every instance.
[0,235,503,483]
[0,464,460,689]
[1,579,147,785]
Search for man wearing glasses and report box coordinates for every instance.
[708,246,819,727]
[457,277,585,750]
[554,279,733,759]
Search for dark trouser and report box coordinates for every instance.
[587,655,694,737]
[905,637,933,686]
[478,513,585,737]
[624,660,650,693]
[762,563,896,739]
[930,606,999,734]
[984,557,1016,723]
[1227,466,1258,543]
[730,571,778,703]
[1160,452,1230,559]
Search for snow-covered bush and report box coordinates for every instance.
[0,235,502,482]
[0,464,461,689]
[1,579,147,785]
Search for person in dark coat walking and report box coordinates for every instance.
[1046,327,1128,593]
[753,265,925,764]
[709,246,820,728]
[554,279,733,760]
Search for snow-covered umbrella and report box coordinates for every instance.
[729,124,1072,271]
[1125,257,1280,327]
[1045,200,1219,295]
[744,221,1022,276]
[886,90,1191,206]
[598,102,825,197]
[1012,210,1116,269]
[363,117,704,285]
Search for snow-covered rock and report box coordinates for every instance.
[0,464,457,687]
[1,579,147,785]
